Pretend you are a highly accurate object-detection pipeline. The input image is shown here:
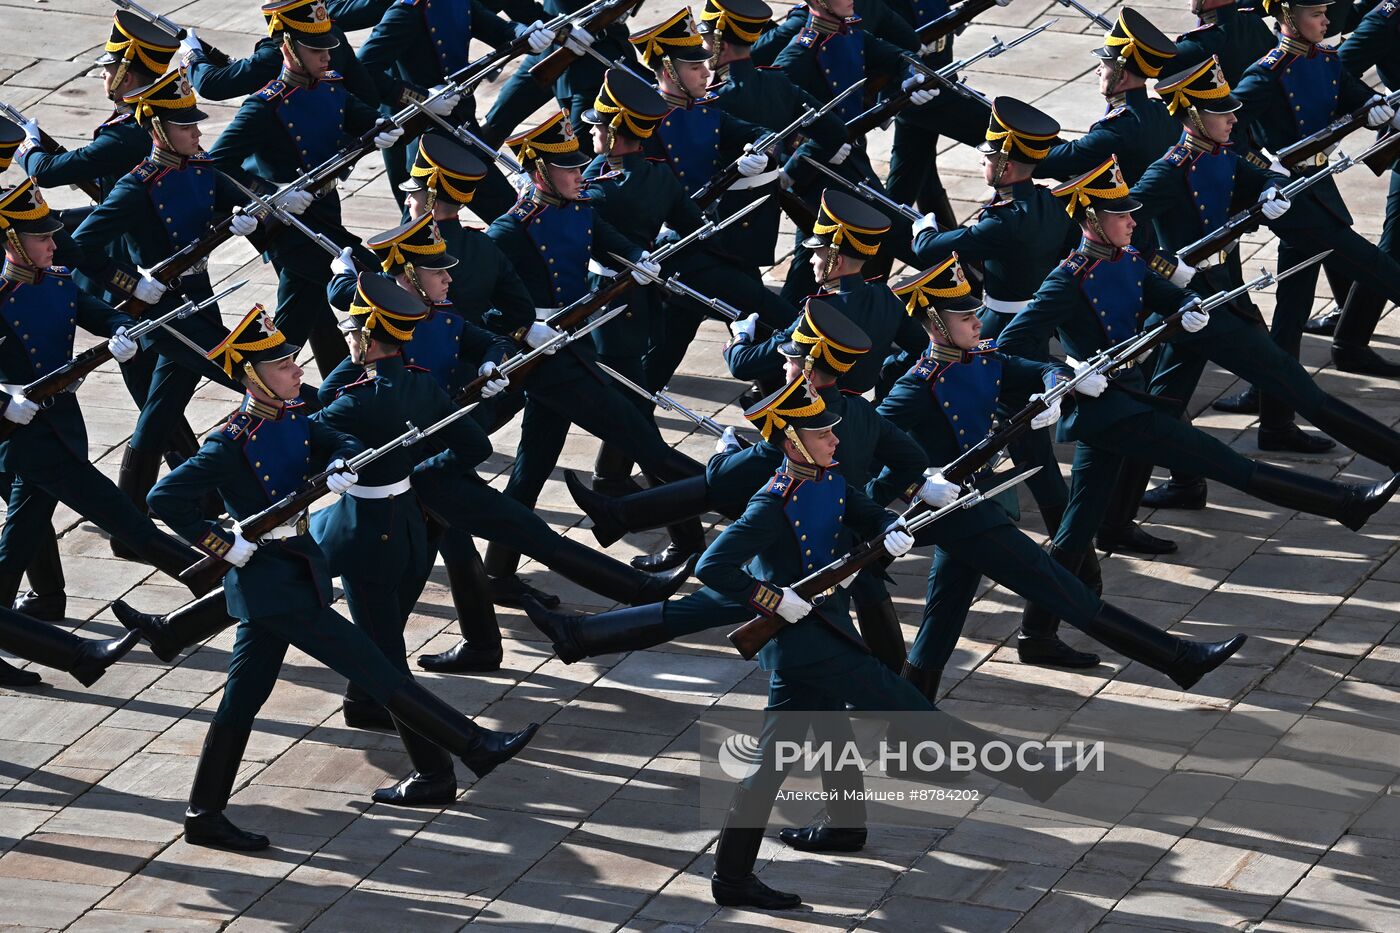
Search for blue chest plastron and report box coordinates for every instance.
[275,79,348,170]
[1186,147,1239,236]
[240,403,313,503]
[816,30,866,122]
[780,468,848,575]
[2,273,78,381]
[1279,51,1341,138]
[147,161,216,250]
[918,347,1003,454]
[525,201,594,306]
[421,0,473,75]
[1079,249,1147,348]
[403,305,465,389]
[657,104,724,197]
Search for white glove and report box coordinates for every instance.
[917,470,960,508]
[324,458,359,495]
[1029,393,1063,428]
[775,586,813,623]
[1181,304,1210,333]
[736,146,768,177]
[912,211,939,237]
[2,395,37,425]
[225,526,259,567]
[425,85,462,117]
[373,126,404,150]
[331,246,356,277]
[524,21,554,54]
[108,326,138,363]
[524,321,564,352]
[883,518,914,558]
[133,272,167,304]
[1366,98,1395,128]
[563,25,594,55]
[1168,259,1196,288]
[715,425,742,455]
[830,142,852,166]
[229,210,258,237]
[1259,187,1291,220]
[178,28,202,58]
[729,312,759,343]
[479,361,510,398]
[629,250,662,285]
[19,119,40,144]
[282,189,314,215]
[1066,358,1107,398]
[902,74,939,107]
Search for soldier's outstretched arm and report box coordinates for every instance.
[695,494,787,612]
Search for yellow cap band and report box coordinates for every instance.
[813,217,881,256]
[699,7,766,44]
[1104,31,1167,79]
[210,304,285,376]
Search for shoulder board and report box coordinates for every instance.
[984,196,1014,209]
[254,79,287,102]
[99,112,134,129]
[795,25,820,48]
[1257,48,1288,71]
[592,169,622,181]
[1095,106,1127,124]
[970,339,998,355]
[1382,0,1399,18]
[766,472,798,498]
[221,411,256,440]
[1164,144,1192,167]
[1060,252,1090,275]
[321,69,343,80]
[694,91,719,105]
[129,158,165,182]
[336,371,377,398]
[1316,46,1338,57]
[910,357,943,381]
[1123,245,1141,258]
[1177,23,1219,38]
[47,266,72,277]
[507,195,541,223]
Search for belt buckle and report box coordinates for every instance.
[295,514,309,537]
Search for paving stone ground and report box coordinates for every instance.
[2,1,1399,930]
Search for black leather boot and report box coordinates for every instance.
[1245,463,1400,532]
[112,446,162,559]
[520,599,669,664]
[0,610,141,687]
[1212,385,1258,414]
[631,517,706,572]
[900,660,944,704]
[778,814,867,853]
[384,681,538,779]
[483,542,558,609]
[12,591,66,622]
[1141,478,1208,510]
[854,596,906,674]
[1017,546,1101,669]
[545,538,695,605]
[373,722,457,807]
[1078,604,1247,690]
[14,524,66,621]
[185,723,269,851]
[0,657,41,687]
[711,827,801,910]
[1303,307,1341,336]
[1332,344,1400,378]
[591,441,640,498]
[1097,460,1176,555]
[418,545,502,673]
[136,532,214,597]
[564,470,711,547]
[1096,521,1178,555]
[114,590,236,664]
[1308,395,1400,471]
[343,698,397,731]
[1258,423,1337,454]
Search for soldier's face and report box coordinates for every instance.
[1199,109,1237,145]
[162,122,203,156]
[782,356,836,388]
[251,356,303,401]
[808,246,845,283]
[938,311,982,350]
[674,60,711,98]
[416,266,452,302]
[544,164,584,200]
[1095,210,1136,247]
[287,42,331,78]
[1289,8,1329,44]
[795,426,839,466]
[15,233,55,269]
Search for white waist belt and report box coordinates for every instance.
[982,296,1028,315]
[535,307,560,321]
[259,512,309,541]
[728,168,781,191]
[587,258,618,278]
[348,477,413,499]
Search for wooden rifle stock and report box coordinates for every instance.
[1362,128,1400,176]
[1279,104,1371,168]
[1177,204,1265,267]
[530,0,636,87]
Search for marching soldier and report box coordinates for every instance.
[208,2,404,375]
[0,179,213,683]
[17,11,178,209]
[1173,0,1276,83]
[998,155,1400,660]
[725,189,926,395]
[125,305,538,849]
[71,69,260,542]
[182,0,381,106]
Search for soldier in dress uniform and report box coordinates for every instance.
[355,0,566,218]
[181,0,380,105]
[998,155,1400,659]
[482,109,707,604]
[0,180,216,683]
[875,254,1251,695]
[1174,0,1277,83]
[17,11,178,209]
[909,97,1075,539]
[71,69,262,548]
[208,2,404,376]
[124,305,537,850]
[725,189,926,396]
[536,301,927,671]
